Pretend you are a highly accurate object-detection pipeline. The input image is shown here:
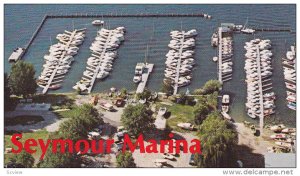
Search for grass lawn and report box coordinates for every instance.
[4,130,49,166]
[55,107,81,119]
[5,115,44,126]
[156,102,195,132]
[33,93,76,110]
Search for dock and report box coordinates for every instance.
[42,29,80,94]
[8,48,25,62]
[47,13,212,18]
[217,26,233,84]
[217,27,223,84]
[8,15,48,62]
[136,63,154,94]
[87,30,113,93]
[255,45,265,134]
[173,35,185,95]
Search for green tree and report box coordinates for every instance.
[59,104,104,140]
[202,80,221,95]
[161,78,174,96]
[193,104,210,125]
[193,88,204,95]
[120,88,127,98]
[206,91,218,110]
[37,146,79,168]
[136,88,151,100]
[116,151,136,167]
[4,73,12,110]
[4,73,11,101]
[121,104,154,137]
[196,111,237,167]
[8,61,37,97]
[9,150,35,168]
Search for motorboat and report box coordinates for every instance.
[97,71,109,79]
[221,94,230,113]
[270,134,287,140]
[270,124,285,133]
[92,20,104,26]
[133,75,142,83]
[49,84,61,90]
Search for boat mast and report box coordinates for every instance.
[242,17,248,30]
[50,36,52,45]
[144,45,148,64]
[72,20,75,31]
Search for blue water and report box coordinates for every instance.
[4,4,296,126]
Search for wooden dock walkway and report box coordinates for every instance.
[42,30,78,94]
[47,13,210,18]
[255,46,265,133]
[87,30,113,93]
[136,63,154,94]
[217,27,223,84]
[173,35,185,95]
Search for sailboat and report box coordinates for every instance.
[241,18,255,34]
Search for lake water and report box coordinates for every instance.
[4,4,296,126]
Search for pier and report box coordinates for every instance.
[136,63,154,94]
[217,27,223,84]
[47,13,211,18]
[42,29,80,94]
[87,30,114,93]
[217,26,233,84]
[255,45,265,134]
[173,35,185,95]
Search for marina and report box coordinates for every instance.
[4,4,296,127]
[73,27,125,93]
[3,4,297,169]
[37,28,86,94]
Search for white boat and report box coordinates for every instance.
[222,94,230,113]
[92,20,104,26]
[177,123,194,130]
[133,75,142,83]
[96,71,109,79]
[241,18,255,34]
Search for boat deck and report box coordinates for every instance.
[136,63,154,94]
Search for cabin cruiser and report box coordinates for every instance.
[222,94,230,113]
[92,20,104,25]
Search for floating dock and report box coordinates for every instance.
[136,63,154,94]
[217,27,233,84]
[42,29,85,94]
[87,30,114,93]
[255,45,265,133]
[173,35,185,95]
[47,13,212,18]
[8,48,25,62]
